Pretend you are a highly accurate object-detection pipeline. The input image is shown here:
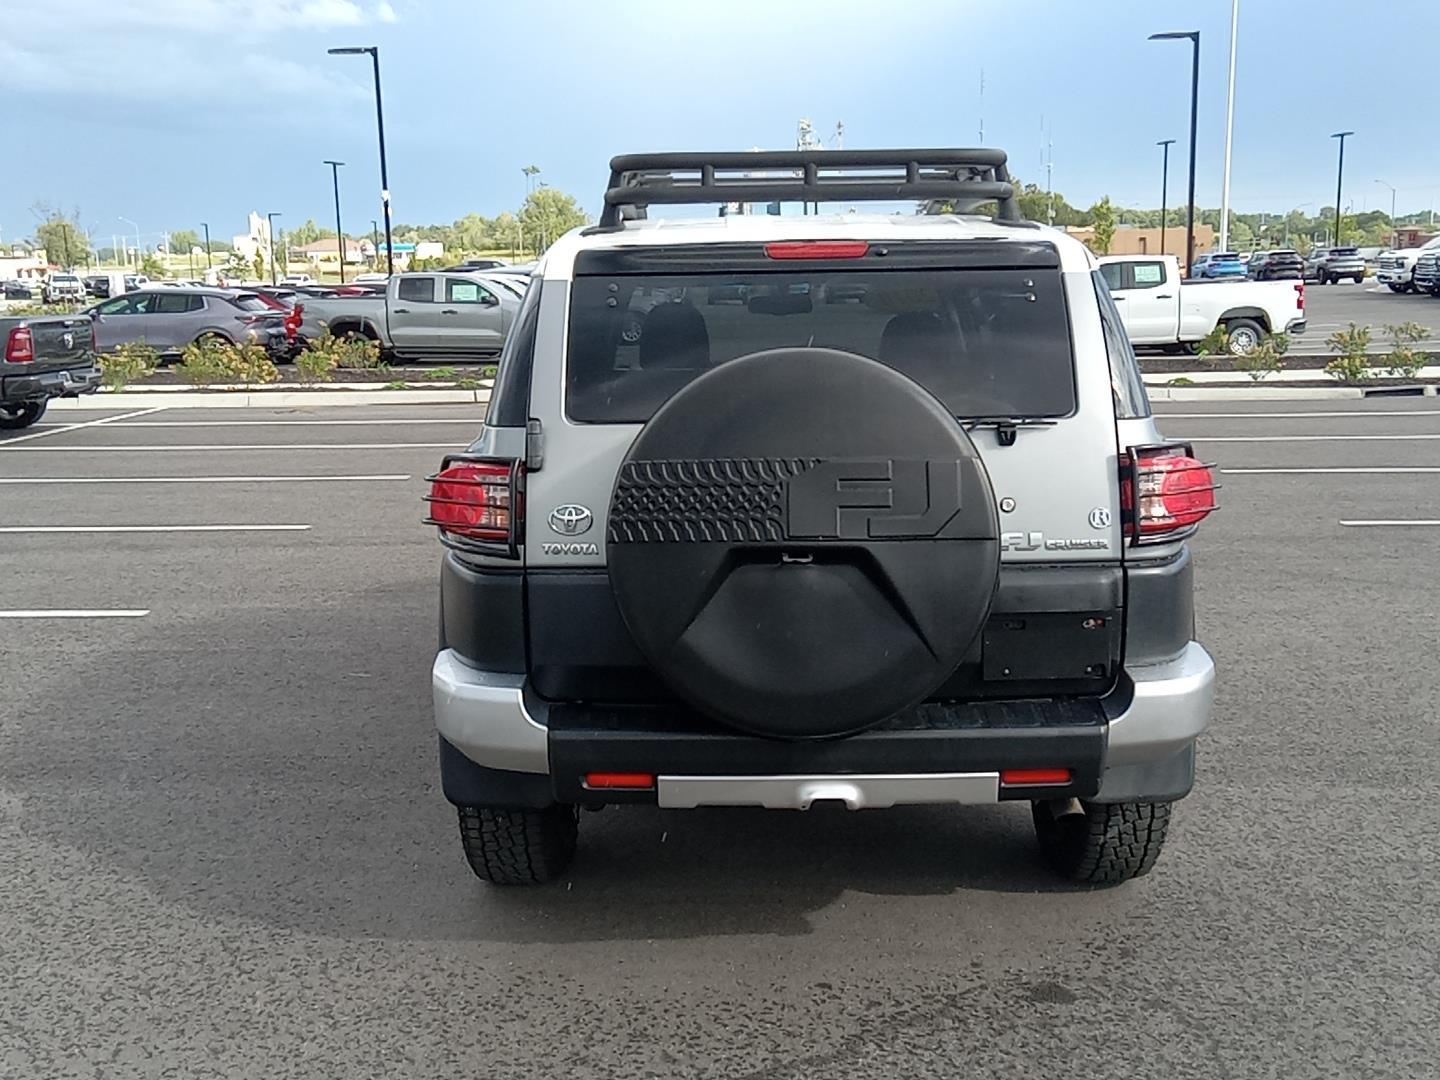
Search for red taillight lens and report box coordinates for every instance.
[423,459,520,550]
[1122,444,1218,544]
[764,241,869,260]
[284,303,303,341]
[5,327,34,363]
[1294,282,1305,310]
[1000,768,1072,787]
[583,772,655,790]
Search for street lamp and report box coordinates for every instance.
[118,216,140,268]
[1149,30,1200,274]
[1157,139,1176,256]
[1331,131,1353,247]
[1374,179,1397,249]
[324,160,347,283]
[266,211,282,285]
[201,222,213,270]
[328,46,393,276]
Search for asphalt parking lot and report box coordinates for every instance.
[2,399,1437,1078]
[1294,279,1440,354]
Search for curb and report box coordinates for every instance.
[49,388,493,409]
[1142,365,1440,386]
[1147,385,1365,401]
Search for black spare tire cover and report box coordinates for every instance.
[606,347,1000,739]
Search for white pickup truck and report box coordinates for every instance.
[1099,254,1306,353]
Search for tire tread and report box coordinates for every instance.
[456,804,578,885]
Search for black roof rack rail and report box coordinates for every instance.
[596,148,1020,228]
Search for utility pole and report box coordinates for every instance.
[1219,0,1239,252]
[1374,179,1397,248]
[1331,131,1353,246]
[266,211,282,285]
[1158,139,1176,255]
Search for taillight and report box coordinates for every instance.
[764,241,869,260]
[284,303,303,342]
[4,327,34,363]
[1294,282,1305,311]
[423,457,522,555]
[1120,443,1218,544]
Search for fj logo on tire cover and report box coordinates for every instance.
[785,459,964,539]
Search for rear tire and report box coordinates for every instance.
[1355,275,1366,286]
[1224,318,1266,355]
[1032,799,1172,885]
[0,400,46,430]
[457,804,578,885]
[1389,284,1406,293]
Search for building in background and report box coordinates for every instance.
[1065,224,1216,272]
[232,212,271,262]
[298,238,366,269]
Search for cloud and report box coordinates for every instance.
[376,2,399,24]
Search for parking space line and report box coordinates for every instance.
[33,418,485,428]
[1225,467,1440,474]
[1340,520,1440,527]
[0,525,311,534]
[1161,410,1440,419]
[0,406,168,447]
[0,609,150,619]
[1188,434,1440,443]
[0,442,459,453]
[0,474,410,485]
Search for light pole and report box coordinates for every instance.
[1374,179,1397,249]
[328,46,393,276]
[324,160,347,283]
[201,222,213,270]
[1219,0,1239,252]
[1157,139,1176,255]
[1150,30,1200,274]
[1331,131,1353,247]
[119,216,140,269]
[521,165,540,258]
[266,211,282,285]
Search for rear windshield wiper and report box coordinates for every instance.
[961,416,1058,446]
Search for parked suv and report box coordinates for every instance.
[87,288,290,358]
[1307,246,1366,285]
[1376,236,1440,293]
[1412,251,1440,297]
[1247,249,1303,281]
[1190,252,1245,279]
[427,150,1218,888]
[42,273,86,303]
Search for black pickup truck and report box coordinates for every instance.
[0,313,102,429]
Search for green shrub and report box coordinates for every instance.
[1382,322,1429,380]
[99,341,159,391]
[1194,325,1232,361]
[1167,376,1195,386]
[177,337,233,386]
[421,366,457,381]
[1234,331,1289,382]
[383,378,409,390]
[454,375,482,391]
[1324,323,1372,384]
[480,364,497,379]
[332,334,384,370]
[294,339,339,384]
[225,341,280,386]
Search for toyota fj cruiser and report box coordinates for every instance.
[427,149,1217,887]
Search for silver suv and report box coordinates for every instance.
[427,150,1218,887]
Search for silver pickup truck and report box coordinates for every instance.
[296,272,519,361]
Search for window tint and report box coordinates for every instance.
[1092,272,1151,419]
[1098,262,1124,290]
[397,277,434,303]
[445,278,495,304]
[97,297,136,315]
[154,292,202,314]
[228,295,271,312]
[567,268,1077,423]
[487,279,542,427]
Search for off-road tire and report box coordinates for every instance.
[1032,799,1172,886]
[457,804,578,885]
[0,400,46,429]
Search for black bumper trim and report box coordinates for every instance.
[1,366,102,402]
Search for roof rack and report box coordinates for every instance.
[597,149,1020,228]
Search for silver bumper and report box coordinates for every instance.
[433,640,1216,784]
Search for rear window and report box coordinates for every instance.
[566,267,1076,423]
[153,292,203,314]
[228,295,271,312]
[1331,248,1359,256]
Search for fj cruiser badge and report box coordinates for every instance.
[548,504,593,536]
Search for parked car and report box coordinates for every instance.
[87,288,290,359]
[1412,252,1440,297]
[4,280,35,300]
[443,259,507,272]
[1189,252,1246,280]
[1098,254,1306,353]
[123,274,150,292]
[427,147,1219,888]
[352,272,389,284]
[1306,247,1366,285]
[0,311,101,429]
[1246,249,1304,281]
[42,273,87,303]
[1375,236,1440,293]
[280,273,317,286]
[295,271,518,359]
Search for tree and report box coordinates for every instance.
[1088,196,1116,254]
[519,188,588,253]
[169,229,201,253]
[139,253,165,278]
[287,218,333,247]
[252,250,265,281]
[34,210,91,269]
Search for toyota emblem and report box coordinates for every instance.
[548,504,594,536]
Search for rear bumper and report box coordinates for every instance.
[432,641,1215,807]
[1,365,102,403]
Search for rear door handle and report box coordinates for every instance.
[1156,293,1173,299]
[1112,294,1127,300]
[441,309,459,315]
[392,307,410,313]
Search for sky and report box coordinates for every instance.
[3,0,1439,250]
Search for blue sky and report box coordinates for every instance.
[4,0,1438,249]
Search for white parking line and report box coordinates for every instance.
[1189,434,1440,442]
[0,525,311,534]
[0,406,168,447]
[0,609,150,619]
[1340,520,1440,527]
[1226,467,1440,474]
[32,418,485,428]
[0,442,458,453]
[1160,410,1440,419]
[0,474,410,485]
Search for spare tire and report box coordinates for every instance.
[606,348,1000,739]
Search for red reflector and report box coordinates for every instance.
[1122,445,1218,543]
[1294,282,1305,310]
[764,241,869,260]
[5,327,34,363]
[584,772,655,790]
[1000,768,1072,786]
[423,461,517,543]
